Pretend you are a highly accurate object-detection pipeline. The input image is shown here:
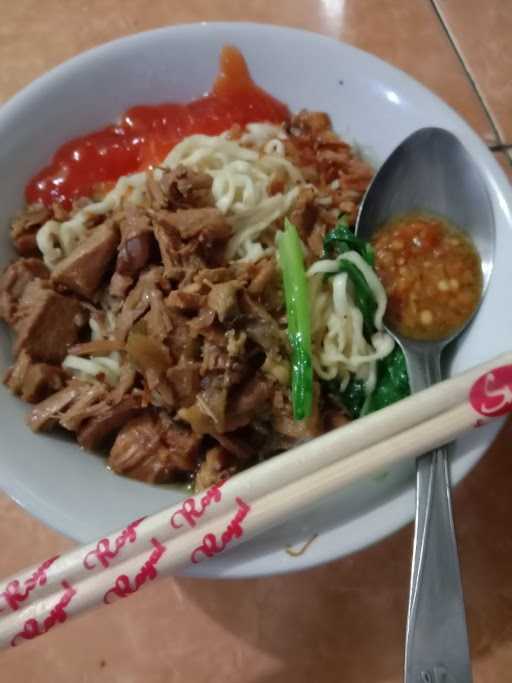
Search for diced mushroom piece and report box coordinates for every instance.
[148,165,214,210]
[108,412,201,483]
[4,350,67,403]
[224,374,272,431]
[52,221,119,298]
[161,208,232,242]
[166,361,201,407]
[77,396,142,450]
[28,381,86,432]
[153,224,204,279]
[0,258,49,325]
[14,281,84,363]
[114,267,163,341]
[240,292,285,354]
[143,289,173,341]
[116,233,153,276]
[109,272,133,298]
[166,289,205,312]
[116,206,153,276]
[11,204,51,256]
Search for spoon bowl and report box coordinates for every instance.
[357,126,495,387]
[357,126,494,304]
[358,127,494,355]
[355,126,495,682]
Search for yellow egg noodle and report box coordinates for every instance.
[36,123,299,266]
[308,252,394,395]
[37,123,393,392]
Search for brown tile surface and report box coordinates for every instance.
[434,0,512,142]
[1,2,511,682]
[0,0,497,143]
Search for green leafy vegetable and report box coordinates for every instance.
[326,375,366,419]
[327,345,410,418]
[365,345,410,413]
[323,218,378,336]
[321,219,410,418]
[323,216,375,266]
[277,218,313,420]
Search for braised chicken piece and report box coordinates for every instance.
[1,108,373,489]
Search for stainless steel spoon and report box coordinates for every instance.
[355,127,495,683]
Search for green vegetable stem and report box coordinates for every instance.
[277,218,313,421]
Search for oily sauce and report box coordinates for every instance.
[26,46,290,209]
[372,213,482,341]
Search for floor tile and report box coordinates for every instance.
[0,0,497,143]
[433,0,512,142]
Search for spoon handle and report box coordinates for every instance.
[405,448,472,682]
[402,347,472,682]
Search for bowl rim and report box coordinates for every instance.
[0,21,510,578]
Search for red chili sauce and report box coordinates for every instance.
[372,213,482,341]
[26,46,290,209]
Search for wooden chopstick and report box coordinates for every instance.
[2,352,510,601]
[1,352,511,649]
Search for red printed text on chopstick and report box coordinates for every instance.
[469,365,512,417]
[83,517,146,570]
[0,555,59,613]
[10,580,76,647]
[170,481,226,530]
[103,538,166,604]
[191,497,251,564]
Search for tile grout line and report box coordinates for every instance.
[488,144,512,152]
[429,0,506,148]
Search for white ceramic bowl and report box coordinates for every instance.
[1,23,511,578]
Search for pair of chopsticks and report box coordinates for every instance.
[1,352,511,649]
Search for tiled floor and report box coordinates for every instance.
[0,2,511,682]
[433,0,512,142]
